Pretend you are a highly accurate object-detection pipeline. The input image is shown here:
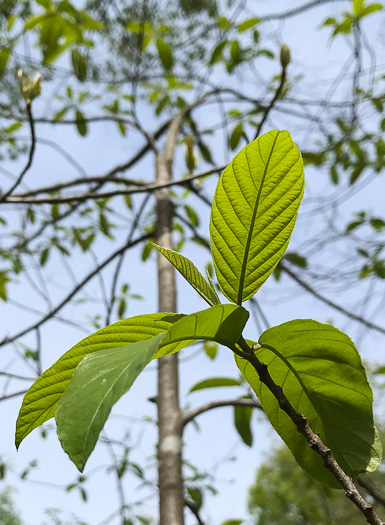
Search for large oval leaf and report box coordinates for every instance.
[16,312,183,447]
[210,130,304,304]
[235,319,382,487]
[56,304,249,470]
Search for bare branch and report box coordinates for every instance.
[183,398,263,427]
[0,102,36,201]
[236,337,384,525]
[280,262,385,335]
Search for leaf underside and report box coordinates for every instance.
[235,319,382,487]
[154,244,220,306]
[16,312,184,447]
[210,130,304,304]
[55,304,249,470]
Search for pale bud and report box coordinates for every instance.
[184,135,199,173]
[18,69,42,103]
[280,44,291,69]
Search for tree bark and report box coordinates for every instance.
[155,114,185,525]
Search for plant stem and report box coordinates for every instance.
[236,337,385,525]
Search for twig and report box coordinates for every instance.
[235,337,384,525]
[184,498,206,525]
[0,102,36,201]
[4,167,225,204]
[358,477,385,508]
[0,390,28,402]
[183,398,263,427]
[254,65,287,139]
[280,262,385,335]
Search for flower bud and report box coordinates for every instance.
[280,44,291,69]
[184,135,199,172]
[18,69,42,103]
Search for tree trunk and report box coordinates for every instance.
[155,114,185,525]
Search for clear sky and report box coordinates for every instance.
[1,1,385,524]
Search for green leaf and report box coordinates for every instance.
[349,164,364,185]
[156,39,173,70]
[0,49,10,76]
[154,244,220,306]
[353,0,365,15]
[15,313,183,447]
[203,340,218,359]
[54,304,248,469]
[235,319,382,486]
[155,304,249,358]
[237,17,260,32]
[330,165,339,185]
[210,130,304,304]
[187,487,203,510]
[209,41,227,65]
[234,403,253,446]
[229,122,243,150]
[189,377,241,393]
[184,204,199,227]
[71,49,87,82]
[361,3,383,16]
[17,305,248,449]
[75,110,87,136]
[284,252,307,268]
[56,333,164,471]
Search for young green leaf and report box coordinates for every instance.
[75,110,87,136]
[210,130,304,304]
[156,39,173,70]
[189,377,241,393]
[15,312,184,447]
[56,333,164,471]
[55,305,248,469]
[154,244,220,306]
[234,403,253,446]
[235,319,382,487]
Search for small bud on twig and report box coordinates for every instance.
[184,135,199,173]
[18,69,42,104]
[280,44,291,69]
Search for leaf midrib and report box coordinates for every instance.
[237,131,281,305]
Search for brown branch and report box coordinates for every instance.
[0,232,152,348]
[4,167,224,204]
[184,498,206,525]
[280,262,385,335]
[0,102,36,201]
[255,65,287,139]
[14,176,146,198]
[236,337,384,525]
[183,398,263,428]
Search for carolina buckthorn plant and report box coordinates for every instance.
[16,130,384,524]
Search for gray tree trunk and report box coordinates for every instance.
[155,115,185,525]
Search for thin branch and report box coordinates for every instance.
[4,167,224,204]
[0,232,152,348]
[0,390,28,402]
[358,477,385,508]
[183,398,263,427]
[236,337,384,525]
[255,65,287,139]
[280,262,385,335]
[0,102,36,201]
[184,498,206,525]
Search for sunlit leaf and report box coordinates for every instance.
[210,130,304,304]
[235,319,382,486]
